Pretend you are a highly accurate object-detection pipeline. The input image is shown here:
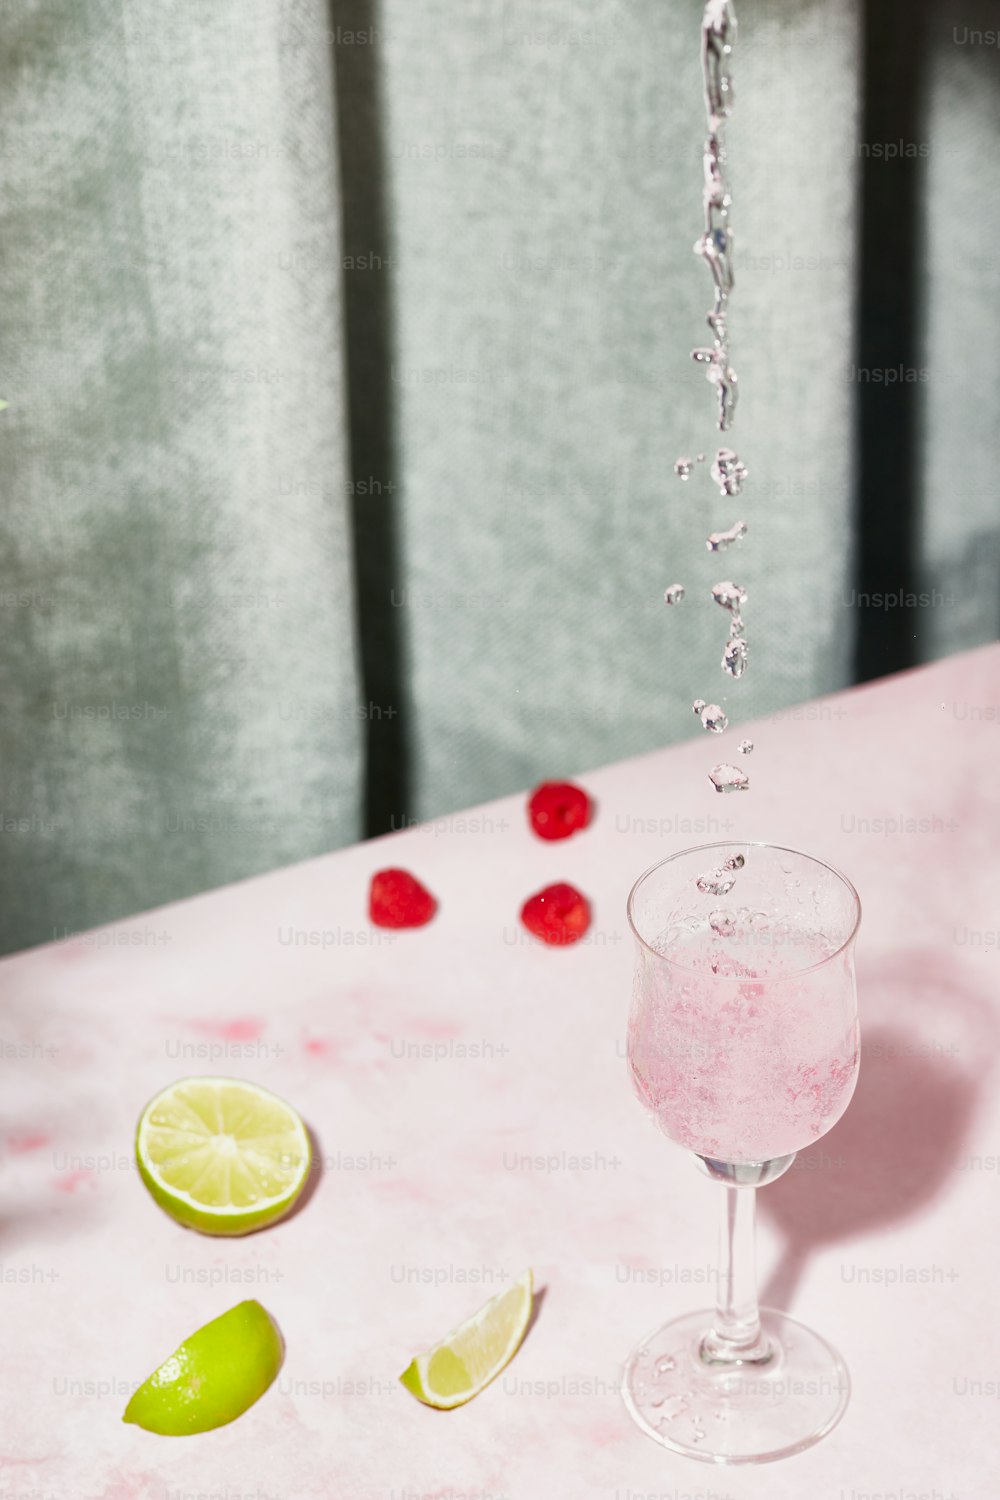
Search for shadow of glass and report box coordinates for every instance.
[759,952,996,1310]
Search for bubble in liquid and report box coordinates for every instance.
[710,908,736,936]
[664,583,686,606]
[710,448,748,497]
[655,1355,676,1374]
[692,698,707,715]
[739,738,753,754]
[711,580,746,613]
[722,636,749,677]
[697,867,736,895]
[698,703,728,733]
[674,457,694,480]
[707,519,747,552]
[708,763,749,794]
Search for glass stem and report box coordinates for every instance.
[701,1184,773,1366]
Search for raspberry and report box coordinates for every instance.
[527,781,592,841]
[520,882,591,946]
[369,868,437,929]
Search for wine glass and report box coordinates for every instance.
[622,841,861,1463]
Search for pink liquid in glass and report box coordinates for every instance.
[628,927,859,1163]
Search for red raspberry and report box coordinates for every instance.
[527,781,592,841]
[520,882,591,946]
[369,868,437,929]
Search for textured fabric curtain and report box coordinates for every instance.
[1,0,997,956]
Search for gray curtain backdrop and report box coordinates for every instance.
[0,0,997,955]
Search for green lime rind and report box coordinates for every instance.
[399,1268,533,1409]
[123,1300,283,1436]
[134,1077,312,1237]
[134,1142,309,1237]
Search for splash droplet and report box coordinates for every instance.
[664,583,685,605]
[739,738,753,754]
[722,636,749,677]
[710,908,736,936]
[709,763,749,794]
[699,703,728,734]
[674,457,694,480]
[710,447,748,497]
[692,698,707,715]
[697,867,736,895]
[706,519,747,552]
[711,580,746,613]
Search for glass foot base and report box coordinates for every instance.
[622,1307,849,1464]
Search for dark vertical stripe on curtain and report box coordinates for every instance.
[852,0,931,682]
[330,1,411,835]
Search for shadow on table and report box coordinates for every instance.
[279,1120,325,1227]
[759,949,997,1311]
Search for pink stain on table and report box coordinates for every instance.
[409,1017,463,1041]
[303,1036,340,1058]
[51,1169,96,1194]
[6,1133,49,1154]
[184,1018,264,1042]
[92,1472,163,1500]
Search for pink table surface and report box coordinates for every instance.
[3,645,1000,1499]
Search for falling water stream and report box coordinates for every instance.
[666,0,751,808]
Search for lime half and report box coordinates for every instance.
[123,1299,282,1435]
[136,1077,311,1236]
[400,1268,534,1408]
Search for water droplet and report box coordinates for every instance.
[697,866,736,895]
[710,908,736,936]
[674,457,693,480]
[706,519,747,552]
[711,580,746,613]
[698,702,728,734]
[655,1355,676,1374]
[739,738,753,754]
[664,583,685,605]
[710,448,748,497]
[709,763,749,794]
[660,1395,690,1420]
[696,452,706,462]
[722,636,749,678]
[723,853,744,870]
[692,1427,707,1442]
[692,698,707,715]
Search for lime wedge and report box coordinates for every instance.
[135,1077,311,1236]
[400,1268,534,1408]
[123,1299,282,1435]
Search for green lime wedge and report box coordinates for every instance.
[400,1268,534,1408]
[135,1077,311,1236]
[123,1299,283,1435]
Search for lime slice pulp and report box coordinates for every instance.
[123,1299,282,1435]
[400,1268,534,1408]
[135,1076,311,1236]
